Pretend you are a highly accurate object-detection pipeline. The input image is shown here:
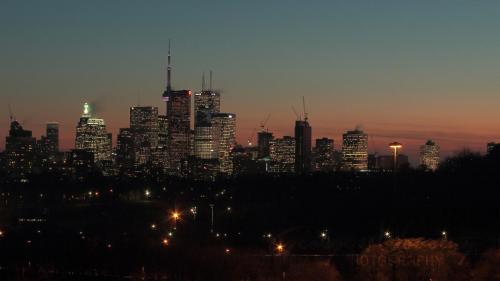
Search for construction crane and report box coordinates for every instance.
[247,127,257,147]
[260,113,271,132]
[291,106,301,121]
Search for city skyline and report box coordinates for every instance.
[4,2,500,164]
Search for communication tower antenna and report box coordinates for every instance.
[8,104,14,122]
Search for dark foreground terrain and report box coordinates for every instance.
[1,150,500,280]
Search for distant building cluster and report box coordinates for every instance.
[1,45,453,181]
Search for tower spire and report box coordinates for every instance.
[167,39,172,91]
[209,70,213,90]
[202,72,206,91]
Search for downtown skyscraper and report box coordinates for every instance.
[294,118,312,174]
[3,120,36,179]
[162,42,191,175]
[211,112,236,175]
[75,103,112,163]
[193,72,220,160]
[129,106,159,166]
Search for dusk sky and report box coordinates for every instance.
[3,0,500,163]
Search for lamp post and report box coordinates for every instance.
[171,211,180,230]
[388,142,403,171]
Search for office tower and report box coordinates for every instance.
[156,115,169,167]
[193,72,221,161]
[312,138,334,172]
[194,126,216,159]
[130,106,159,165]
[46,122,59,151]
[42,122,59,153]
[342,128,368,171]
[75,102,112,163]
[4,120,36,178]
[116,128,134,170]
[420,140,440,171]
[257,131,274,158]
[294,119,312,174]
[161,42,191,174]
[194,72,220,124]
[212,113,236,175]
[269,136,295,173]
[37,122,60,166]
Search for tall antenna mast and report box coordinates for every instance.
[202,72,206,91]
[8,104,13,122]
[166,39,172,91]
[209,70,213,90]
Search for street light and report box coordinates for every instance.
[384,231,392,239]
[389,142,403,171]
[171,211,180,229]
[276,243,285,253]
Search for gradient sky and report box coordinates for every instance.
[2,0,500,164]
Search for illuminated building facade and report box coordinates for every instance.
[130,106,159,166]
[193,73,221,161]
[342,128,368,171]
[4,120,36,178]
[162,42,192,174]
[420,139,440,171]
[75,103,112,163]
[312,137,334,172]
[269,136,295,173]
[211,113,236,175]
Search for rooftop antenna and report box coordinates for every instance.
[8,104,14,122]
[166,39,172,91]
[302,96,308,122]
[209,70,213,90]
[202,72,206,91]
[291,106,301,121]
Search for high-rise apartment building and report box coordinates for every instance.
[420,140,440,171]
[269,136,295,173]
[342,128,368,171]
